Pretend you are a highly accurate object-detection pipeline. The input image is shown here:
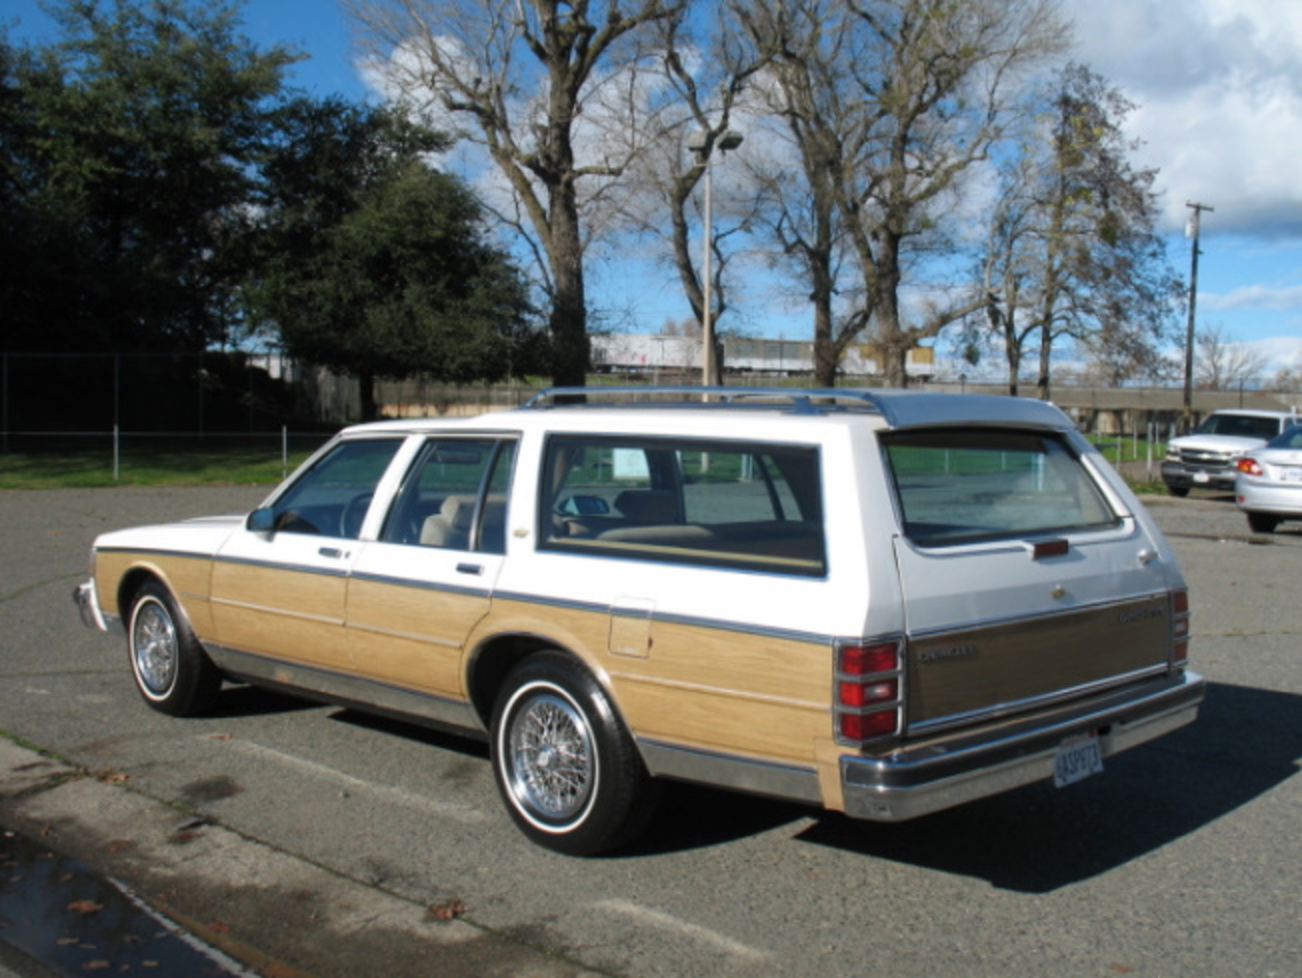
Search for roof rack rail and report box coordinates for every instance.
[520,385,1077,431]
[522,385,892,415]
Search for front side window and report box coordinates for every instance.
[542,436,825,576]
[268,438,403,539]
[883,428,1119,547]
[382,439,516,552]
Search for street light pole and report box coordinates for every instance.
[688,129,743,387]
[1183,200,1213,427]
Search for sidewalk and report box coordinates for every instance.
[0,739,598,978]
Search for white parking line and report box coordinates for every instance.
[594,898,770,962]
[221,739,491,825]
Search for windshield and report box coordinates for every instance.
[1195,414,1283,440]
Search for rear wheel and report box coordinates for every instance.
[127,580,220,717]
[1247,512,1280,534]
[490,652,659,855]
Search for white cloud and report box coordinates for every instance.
[1202,284,1302,312]
[1067,0,1302,237]
[1248,335,1302,373]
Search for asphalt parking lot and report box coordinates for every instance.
[1,486,1299,978]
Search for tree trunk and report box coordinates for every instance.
[1036,326,1052,401]
[359,368,379,421]
[548,181,589,388]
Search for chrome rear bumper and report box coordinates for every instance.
[841,671,1205,822]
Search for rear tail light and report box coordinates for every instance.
[1236,457,1263,476]
[1170,589,1190,665]
[835,640,902,744]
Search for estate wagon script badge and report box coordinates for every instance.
[917,644,978,665]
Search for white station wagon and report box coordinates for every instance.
[76,388,1205,854]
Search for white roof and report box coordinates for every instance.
[342,387,1076,439]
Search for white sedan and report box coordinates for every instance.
[1235,425,1302,533]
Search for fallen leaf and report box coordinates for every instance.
[429,899,467,921]
[67,900,104,915]
[209,921,232,935]
[206,733,233,741]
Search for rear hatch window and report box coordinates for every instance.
[883,428,1119,546]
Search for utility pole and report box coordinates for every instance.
[1183,201,1214,428]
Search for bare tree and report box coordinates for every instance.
[348,0,686,387]
[735,0,1066,387]
[981,64,1181,398]
[614,7,774,382]
[1195,322,1268,391]
[842,0,1067,388]
[731,0,869,386]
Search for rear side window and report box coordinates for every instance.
[542,436,825,576]
[382,439,516,553]
[883,429,1118,547]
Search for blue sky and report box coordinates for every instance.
[7,0,1301,383]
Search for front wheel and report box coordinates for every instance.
[127,580,221,717]
[1167,485,1190,498]
[490,652,659,855]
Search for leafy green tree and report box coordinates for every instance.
[1,0,297,353]
[251,102,538,420]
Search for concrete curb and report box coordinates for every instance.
[0,739,602,978]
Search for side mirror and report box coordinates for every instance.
[246,508,276,534]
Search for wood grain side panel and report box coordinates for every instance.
[477,598,834,767]
[345,578,489,697]
[95,551,215,635]
[210,562,349,669]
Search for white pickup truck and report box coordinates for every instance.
[1162,409,1297,496]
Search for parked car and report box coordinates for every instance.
[1162,409,1297,496]
[75,387,1204,855]
[1235,424,1302,533]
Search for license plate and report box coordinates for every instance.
[1193,472,1210,484]
[1053,733,1104,788]
[1281,466,1302,483]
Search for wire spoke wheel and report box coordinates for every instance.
[508,689,596,823]
[126,581,220,717]
[131,596,179,697]
[491,652,660,855]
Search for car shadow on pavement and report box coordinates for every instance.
[213,683,323,718]
[792,681,1301,893]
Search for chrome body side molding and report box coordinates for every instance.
[202,643,485,737]
[637,739,823,805]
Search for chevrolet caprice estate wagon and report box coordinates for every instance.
[76,388,1205,854]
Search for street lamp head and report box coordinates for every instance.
[687,129,745,156]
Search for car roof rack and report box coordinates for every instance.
[523,385,886,414]
[521,385,1074,430]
